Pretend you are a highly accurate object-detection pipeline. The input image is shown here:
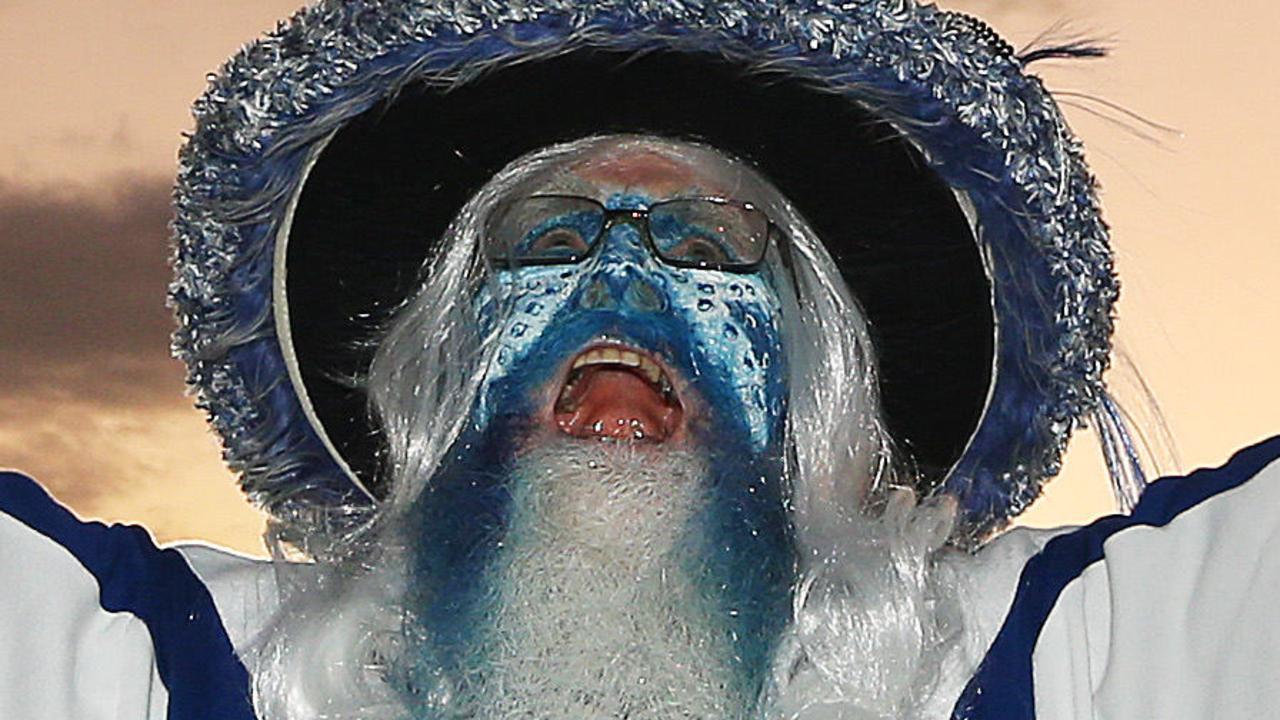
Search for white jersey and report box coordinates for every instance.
[0,475,274,720]
[953,435,1280,719]
[1,435,1277,719]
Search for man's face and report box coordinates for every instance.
[403,138,797,717]
[473,139,791,455]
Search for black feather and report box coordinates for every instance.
[1018,40,1109,65]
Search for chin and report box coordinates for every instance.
[420,439,754,718]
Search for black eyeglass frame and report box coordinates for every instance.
[483,193,795,277]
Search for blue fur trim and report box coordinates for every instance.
[171,0,1116,542]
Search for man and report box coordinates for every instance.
[253,134,930,718]
[2,2,1277,719]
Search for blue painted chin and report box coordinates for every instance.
[474,221,789,456]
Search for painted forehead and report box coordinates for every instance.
[531,139,769,204]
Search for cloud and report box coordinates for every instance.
[0,175,266,554]
[41,116,137,154]
[0,175,184,405]
[0,395,153,505]
[0,393,266,554]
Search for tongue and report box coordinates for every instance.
[555,368,679,442]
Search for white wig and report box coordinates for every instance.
[251,135,970,720]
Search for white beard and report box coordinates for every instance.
[455,439,752,719]
[249,448,982,720]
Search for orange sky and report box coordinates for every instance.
[1,0,1276,556]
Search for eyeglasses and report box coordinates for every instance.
[483,194,778,272]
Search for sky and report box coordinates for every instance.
[1,0,1276,556]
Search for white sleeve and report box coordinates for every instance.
[951,435,1280,720]
[0,494,168,720]
[0,471,261,720]
[176,543,286,669]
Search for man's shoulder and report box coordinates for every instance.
[0,470,260,720]
[953,435,1280,720]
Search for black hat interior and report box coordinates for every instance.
[285,48,993,499]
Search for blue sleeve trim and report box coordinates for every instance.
[950,435,1280,720]
[0,472,257,720]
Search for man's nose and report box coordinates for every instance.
[576,224,667,313]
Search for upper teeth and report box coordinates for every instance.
[572,347,665,385]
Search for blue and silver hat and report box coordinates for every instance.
[172,0,1138,546]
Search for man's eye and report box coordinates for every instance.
[670,236,732,265]
[529,227,590,256]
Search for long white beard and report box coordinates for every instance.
[456,440,751,719]
[249,448,978,720]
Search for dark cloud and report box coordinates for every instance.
[42,116,137,154]
[0,176,187,406]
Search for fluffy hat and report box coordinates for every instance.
[171,0,1133,545]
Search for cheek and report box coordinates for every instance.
[477,267,582,371]
[471,268,583,424]
[672,275,786,450]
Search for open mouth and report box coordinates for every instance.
[553,344,685,443]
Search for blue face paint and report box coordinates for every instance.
[474,191,788,452]
[478,192,798,692]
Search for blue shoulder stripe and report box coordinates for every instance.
[950,435,1280,720]
[0,472,257,720]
